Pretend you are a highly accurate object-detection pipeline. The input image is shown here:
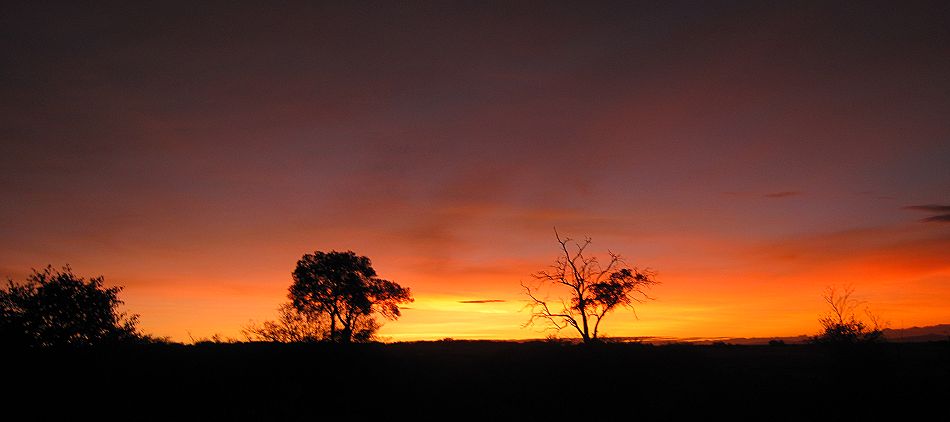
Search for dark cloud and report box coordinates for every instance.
[904,204,950,213]
[904,204,950,223]
[458,299,507,304]
[764,191,802,198]
[921,215,950,223]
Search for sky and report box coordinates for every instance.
[1,1,948,342]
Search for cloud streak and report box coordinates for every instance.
[458,299,507,304]
[904,204,950,223]
[764,191,802,198]
[904,204,950,212]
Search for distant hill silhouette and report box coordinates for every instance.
[606,324,950,345]
[882,324,950,342]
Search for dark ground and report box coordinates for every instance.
[4,341,947,420]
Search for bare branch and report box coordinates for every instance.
[815,285,885,344]
[522,229,658,343]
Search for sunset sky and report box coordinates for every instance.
[2,1,948,342]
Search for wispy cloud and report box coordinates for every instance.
[458,299,507,304]
[764,191,802,198]
[904,204,950,223]
[904,204,950,213]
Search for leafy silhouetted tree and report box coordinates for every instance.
[0,265,142,347]
[289,250,412,343]
[242,303,327,343]
[522,230,658,344]
[813,285,885,344]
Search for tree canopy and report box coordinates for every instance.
[522,231,658,343]
[0,265,142,347]
[288,250,412,343]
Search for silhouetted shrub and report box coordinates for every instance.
[0,265,143,347]
[768,339,785,346]
[242,304,326,343]
[190,333,239,345]
[812,286,885,345]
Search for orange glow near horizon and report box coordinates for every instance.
[55,220,947,343]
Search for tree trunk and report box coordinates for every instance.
[329,312,337,340]
[339,311,353,343]
[577,295,590,343]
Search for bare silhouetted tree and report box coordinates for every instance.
[242,304,327,343]
[289,250,412,343]
[813,285,885,344]
[0,265,143,347]
[522,230,658,344]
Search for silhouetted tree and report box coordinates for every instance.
[813,285,885,344]
[0,265,142,347]
[522,230,658,344]
[289,250,412,343]
[242,303,327,343]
